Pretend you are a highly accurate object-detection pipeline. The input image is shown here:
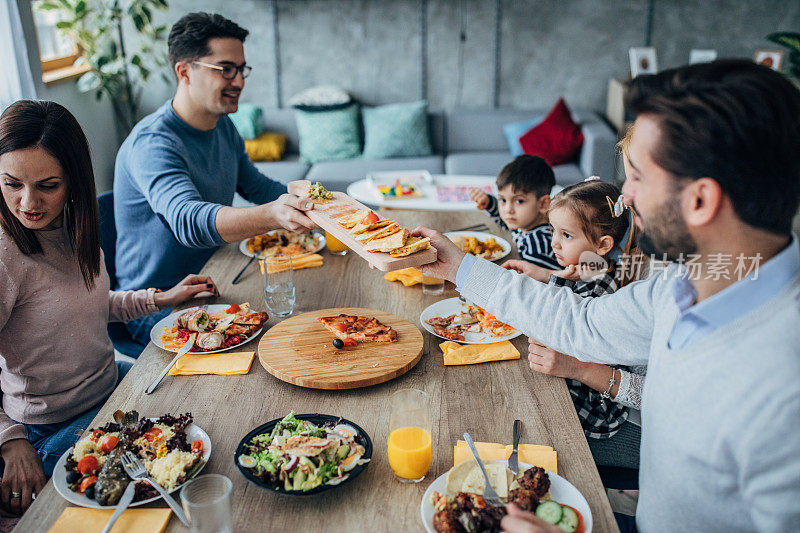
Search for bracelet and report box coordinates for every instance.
[600,368,617,400]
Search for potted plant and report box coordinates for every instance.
[766,31,800,82]
[36,0,171,136]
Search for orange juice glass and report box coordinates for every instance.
[325,231,348,255]
[388,389,432,482]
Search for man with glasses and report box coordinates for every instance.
[113,12,314,354]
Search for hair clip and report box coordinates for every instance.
[606,194,627,218]
[584,176,602,182]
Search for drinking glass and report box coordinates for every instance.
[325,231,348,256]
[262,256,296,317]
[388,388,432,483]
[422,274,444,295]
[180,474,233,533]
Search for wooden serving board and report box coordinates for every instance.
[288,180,437,271]
[257,308,424,390]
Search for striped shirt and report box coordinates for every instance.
[483,195,560,269]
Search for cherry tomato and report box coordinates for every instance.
[88,429,105,442]
[143,428,163,442]
[362,211,379,224]
[226,304,240,314]
[100,435,119,453]
[77,456,99,476]
[332,323,348,333]
[79,476,97,493]
[191,440,204,453]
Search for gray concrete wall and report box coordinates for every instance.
[16,0,800,191]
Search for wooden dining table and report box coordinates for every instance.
[18,209,620,532]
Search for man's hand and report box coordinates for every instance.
[527,339,584,380]
[501,260,554,282]
[265,194,318,233]
[468,188,490,210]
[501,503,563,533]
[0,439,46,515]
[411,227,467,283]
[154,274,219,308]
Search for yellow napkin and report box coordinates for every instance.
[48,507,172,533]
[454,440,558,474]
[168,351,255,375]
[261,254,323,274]
[440,340,520,365]
[384,267,423,286]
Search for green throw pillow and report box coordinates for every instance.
[228,103,263,140]
[362,100,432,159]
[294,103,361,163]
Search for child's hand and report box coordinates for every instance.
[527,339,583,380]
[501,260,551,283]
[552,264,582,281]
[468,188,490,210]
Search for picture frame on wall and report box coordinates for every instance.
[689,49,718,64]
[629,47,658,78]
[753,49,784,71]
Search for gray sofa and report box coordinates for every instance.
[251,107,616,192]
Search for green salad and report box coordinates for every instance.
[238,412,368,491]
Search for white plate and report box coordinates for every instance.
[444,231,512,262]
[238,230,326,259]
[420,461,593,533]
[149,304,263,354]
[420,298,521,344]
[53,421,211,509]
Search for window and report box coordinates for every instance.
[31,1,88,84]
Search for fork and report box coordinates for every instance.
[462,432,504,507]
[121,450,189,526]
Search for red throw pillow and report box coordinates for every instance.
[519,98,584,166]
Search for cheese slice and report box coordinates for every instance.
[355,223,401,243]
[364,229,409,252]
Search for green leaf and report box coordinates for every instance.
[35,2,62,11]
[74,0,86,16]
[55,20,74,30]
[132,13,145,32]
[77,71,102,93]
[141,5,152,24]
[767,32,800,54]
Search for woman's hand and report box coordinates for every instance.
[0,439,46,515]
[501,260,553,282]
[501,503,563,533]
[411,227,467,283]
[527,339,584,380]
[154,274,219,309]
[468,188,490,210]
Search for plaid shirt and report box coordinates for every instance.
[483,195,560,269]
[549,272,629,439]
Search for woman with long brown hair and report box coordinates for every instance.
[0,100,217,515]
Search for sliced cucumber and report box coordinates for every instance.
[535,501,563,525]
[556,505,579,533]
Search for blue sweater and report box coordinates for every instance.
[113,101,286,290]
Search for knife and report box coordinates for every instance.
[508,419,522,475]
[101,481,136,533]
[231,255,257,285]
[145,333,197,394]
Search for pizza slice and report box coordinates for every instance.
[474,306,516,336]
[318,314,398,343]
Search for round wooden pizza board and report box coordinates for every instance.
[257,307,424,390]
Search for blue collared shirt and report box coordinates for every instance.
[668,235,800,349]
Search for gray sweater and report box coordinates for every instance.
[459,259,800,532]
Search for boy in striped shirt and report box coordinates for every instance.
[469,155,559,270]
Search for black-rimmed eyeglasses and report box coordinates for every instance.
[192,61,253,80]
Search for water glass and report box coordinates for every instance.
[388,389,432,483]
[180,474,233,533]
[262,256,296,317]
[422,274,445,295]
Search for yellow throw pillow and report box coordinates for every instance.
[244,132,287,161]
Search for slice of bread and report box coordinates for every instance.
[389,236,431,257]
[364,229,410,253]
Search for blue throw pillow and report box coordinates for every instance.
[362,101,432,159]
[294,103,361,163]
[228,103,263,140]
[503,118,543,156]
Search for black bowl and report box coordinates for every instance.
[234,413,373,495]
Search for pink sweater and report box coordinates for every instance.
[0,225,158,446]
